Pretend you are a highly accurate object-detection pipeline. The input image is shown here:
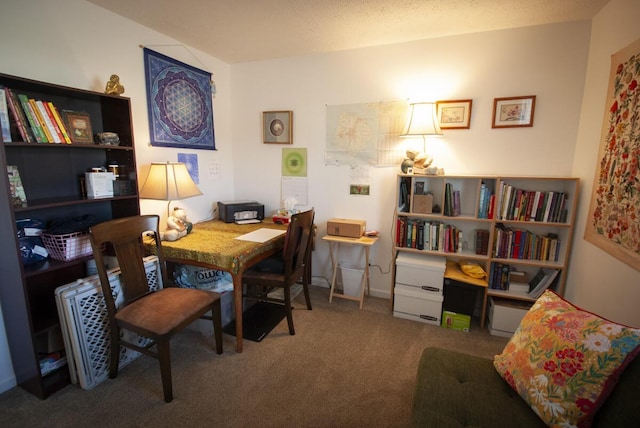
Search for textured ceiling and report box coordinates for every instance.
[86,0,609,64]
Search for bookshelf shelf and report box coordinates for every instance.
[391,174,579,331]
[0,73,140,399]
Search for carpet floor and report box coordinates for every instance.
[0,285,508,428]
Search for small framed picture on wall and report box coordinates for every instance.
[263,110,293,144]
[436,99,473,129]
[492,96,536,128]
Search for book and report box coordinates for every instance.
[47,102,72,144]
[507,269,530,294]
[28,98,54,142]
[453,190,461,216]
[416,220,424,250]
[528,268,560,298]
[7,165,27,207]
[17,93,47,143]
[0,87,12,142]
[4,87,34,142]
[35,100,63,143]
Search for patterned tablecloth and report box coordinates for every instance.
[158,219,288,275]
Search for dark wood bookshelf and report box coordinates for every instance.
[0,72,140,399]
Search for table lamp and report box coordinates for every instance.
[400,102,443,173]
[139,162,202,217]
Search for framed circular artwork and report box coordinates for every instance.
[263,110,292,144]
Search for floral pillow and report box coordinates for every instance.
[494,290,640,428]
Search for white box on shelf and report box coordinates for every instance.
[487,297,532,337]
[85,172,115,199]
[395,252,445,295]
[393,285,444,325]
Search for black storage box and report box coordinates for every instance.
[443,278,479,317]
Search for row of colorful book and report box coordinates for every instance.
[493,223,561,262]
[497,182,569,223]
[0,86,77,144]
[395,218,463,253]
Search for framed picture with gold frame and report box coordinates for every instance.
[63,110,93,143]
[436,99,473,129]
[263,110,292,144]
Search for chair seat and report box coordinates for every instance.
[116,288,216,336]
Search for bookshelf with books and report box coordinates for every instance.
[391,174,578,328]
[0,73,140,399]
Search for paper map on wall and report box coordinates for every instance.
[325,100,407,166]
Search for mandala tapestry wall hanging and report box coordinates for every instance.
[143,48,215,150]
[585,37,640,271]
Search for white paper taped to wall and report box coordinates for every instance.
[281,176,308,206]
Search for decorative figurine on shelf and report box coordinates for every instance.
[411,151,445,175]
[105,74,125,95]
[160,207,193,241]
[400,149,418,173]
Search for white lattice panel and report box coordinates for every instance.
[55,255,163,390]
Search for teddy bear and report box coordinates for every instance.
[160,207,193,241]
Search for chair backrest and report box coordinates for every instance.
[89,215,168,316]
[282,209,315,281]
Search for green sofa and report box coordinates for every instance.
[410,347,640,427]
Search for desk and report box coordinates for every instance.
[322,235,379,309]
[158,219,288,353]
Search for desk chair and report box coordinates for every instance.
[89,215,223,402]
[242,208,315,335]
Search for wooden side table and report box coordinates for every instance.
[322,235,379,309]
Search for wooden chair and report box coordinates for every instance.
[242,208,315,335]
[88,215,223,402]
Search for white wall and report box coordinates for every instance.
[230,22,591,298]
[567,0,640,327]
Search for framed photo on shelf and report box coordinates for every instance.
[492,96,536,128]
[64,111,93,143]
[263,110,292,144]
[436,99,472,129]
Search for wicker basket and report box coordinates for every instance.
[41,231,93,262]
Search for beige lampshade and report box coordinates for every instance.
[139,162,202,201]
[401,102,443,136]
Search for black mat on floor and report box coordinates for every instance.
[223,301,287,342]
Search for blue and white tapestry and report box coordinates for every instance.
[143,48,215,150]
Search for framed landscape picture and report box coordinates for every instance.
[436,99,472,129]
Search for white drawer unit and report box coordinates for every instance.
[395,252,446,296]
[393,285,444,325]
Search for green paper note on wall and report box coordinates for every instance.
[282,148,307,177]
